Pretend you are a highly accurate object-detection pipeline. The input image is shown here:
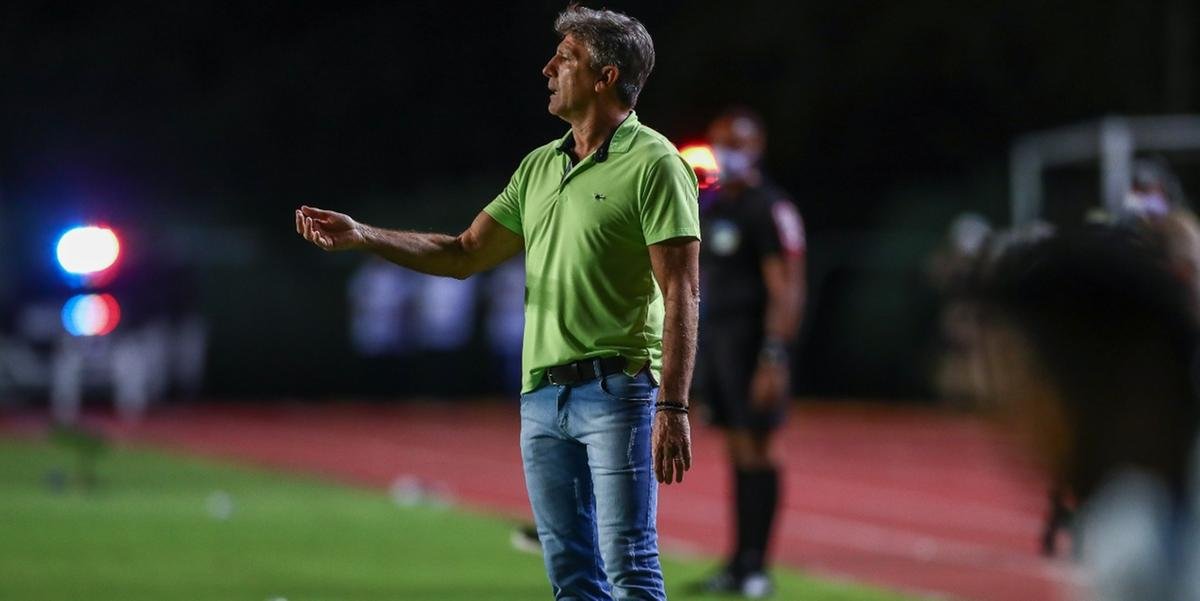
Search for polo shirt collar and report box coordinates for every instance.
[555,111,640,163]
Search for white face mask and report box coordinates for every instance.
[712,145,754,183]
[1123,191,1170,218]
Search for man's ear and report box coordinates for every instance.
[596,65,620,93]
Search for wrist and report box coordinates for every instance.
[655,400,689,415]
[759,338,790,365]
[354,222,375,251]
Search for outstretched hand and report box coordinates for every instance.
[295,206,366,251]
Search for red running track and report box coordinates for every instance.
[3,401,1079,601]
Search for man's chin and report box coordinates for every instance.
[548,102,576,122]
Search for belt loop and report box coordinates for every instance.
[591,358,602,379]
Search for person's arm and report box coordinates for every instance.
[761,253,806,346]
[296,206,523,279]
[751,201,807,409]
[750,252,805,407]
[648,237,700,484]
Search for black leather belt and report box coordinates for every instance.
[545,356,628,386]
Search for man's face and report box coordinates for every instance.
[707,116,764,183]
[543,34,601,119]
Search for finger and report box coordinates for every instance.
[683,442,693,471]
[673,452,684,484]
[300,205,338,222]
[655,443,667,483]
[295,209,303,235]
[653,428,666,483]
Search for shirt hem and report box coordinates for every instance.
[482,205,523,237]
[645,229,700,246]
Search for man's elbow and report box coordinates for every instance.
[447,259,479,280]
[448,235,482,280]
[665,279,700,309]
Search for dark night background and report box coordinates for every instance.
[1,0,1195,400]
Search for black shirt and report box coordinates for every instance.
[699,181,805,321]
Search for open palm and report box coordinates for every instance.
[295,205,366,251]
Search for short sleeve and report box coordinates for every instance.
[756,199,806,257]
[639,154,701,245]
[483,161,527,237]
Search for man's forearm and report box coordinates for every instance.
[762,255,806,345]
[658,282,699,404]
[361,225,474,279]
[764,288,804,344]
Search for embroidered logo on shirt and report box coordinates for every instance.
[594,193,607,201]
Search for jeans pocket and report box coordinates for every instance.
[599,370,656,403]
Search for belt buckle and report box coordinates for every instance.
[564,362,580,384]
[548,362,581,386]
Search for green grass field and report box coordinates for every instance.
[0,437,922,601]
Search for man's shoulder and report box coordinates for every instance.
[507,138,565,176]
[627,122,682,164]
[523,138,565,162]
[752,181,801,212]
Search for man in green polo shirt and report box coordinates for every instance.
[296,6,698,600]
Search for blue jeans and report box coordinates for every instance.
[520,365,665,600]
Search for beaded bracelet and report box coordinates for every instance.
[655,401,689,414]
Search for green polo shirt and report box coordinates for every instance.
[484,111,700,393]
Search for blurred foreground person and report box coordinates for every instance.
[297,6,700,600]
[1040,158,1200,555]
[975,226,1200,600]
[693,108,806,598]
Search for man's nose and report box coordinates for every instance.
[542,58,555,78]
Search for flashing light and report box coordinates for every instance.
[61,293,122,336]
[679,144,720,190]
[56,226,120,275]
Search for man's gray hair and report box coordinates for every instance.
[554,5,655,108]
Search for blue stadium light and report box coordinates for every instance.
[56,225,121,276]
[61,293,122,337]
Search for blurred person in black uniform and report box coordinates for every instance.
[693,108,806,598]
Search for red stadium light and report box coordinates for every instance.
[61,293,122,336]
[679,144,720,190]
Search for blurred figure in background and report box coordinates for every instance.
[485,258,526,393]
[693,108,806,598]
[1120,157,1200,306]
[974,226,1200,600]
[927,212,992,406]
[348,257,416,357]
